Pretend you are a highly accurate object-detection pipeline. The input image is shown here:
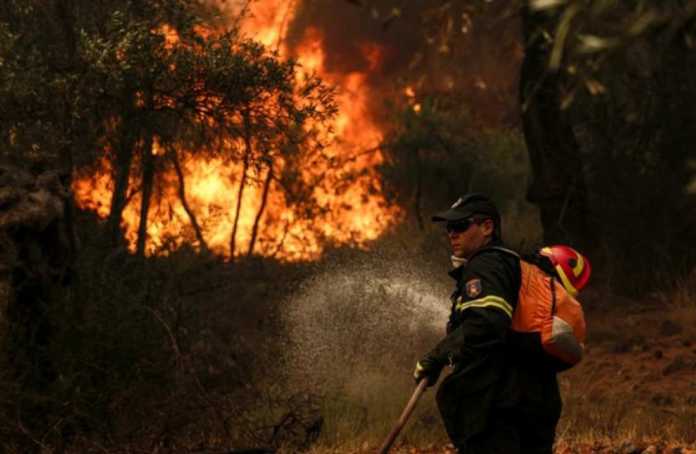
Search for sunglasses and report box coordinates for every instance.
[446,217,492,234]
[446,219,477,234]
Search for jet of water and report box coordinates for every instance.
[282,257,451,392]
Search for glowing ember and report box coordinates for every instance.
[73,0,400,261]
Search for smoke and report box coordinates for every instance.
[285,1,428,78]
[283,0,523,128]
[282,254,451,394]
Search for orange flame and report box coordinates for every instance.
[73,0,400,261]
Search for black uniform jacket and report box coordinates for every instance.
[429,242,521,445]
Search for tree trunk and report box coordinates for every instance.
[55,0,80,269]
[229,111,252,260]
[108,89,138,247]
[170,148,209,253]
[248,163,273,256]
[136,132,155,257]
[519,3,596,250]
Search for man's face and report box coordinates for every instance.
[446,218,495,258]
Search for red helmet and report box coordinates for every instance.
[539,245,591,296]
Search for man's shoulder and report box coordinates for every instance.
[468,245,520,270]
[463,245,522,290]
[458,245,522,308]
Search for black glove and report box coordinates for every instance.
[413,353,444,387]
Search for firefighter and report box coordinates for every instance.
[413,193,520,452]
[414,193,561,453]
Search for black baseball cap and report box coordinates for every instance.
[432,193,501,224]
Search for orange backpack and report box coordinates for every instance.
[492,247,586,370]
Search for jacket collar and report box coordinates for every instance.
[447,238,504,281]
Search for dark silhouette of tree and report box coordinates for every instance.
[351,0,696,288]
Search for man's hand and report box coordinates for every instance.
[413,353,443,387]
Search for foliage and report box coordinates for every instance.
[563,11,696,290]
[0,0,339,450]
[0,212,313,451]
[379,95,542,249]
[355,0,696,290]
[0,0,338,257]
[357,0,696,92]
[532,0,696,92]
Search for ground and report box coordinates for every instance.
[307,288,696,454]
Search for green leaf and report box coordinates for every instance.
[530,0,567,11]
[585,79,606,95]
[549,3,580,71]
[578,34,612,52]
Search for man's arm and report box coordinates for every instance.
[414,251,519,384]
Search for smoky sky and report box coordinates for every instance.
[285,1,432,79]
[283,1,523,128]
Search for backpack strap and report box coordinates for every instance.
[523,251,557,277]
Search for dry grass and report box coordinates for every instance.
[555,273,696,448]
[304,274,696,453]
[662,269,696,309]
[558,389,696,443]
[309,373,446,451]
[5,225,696,452]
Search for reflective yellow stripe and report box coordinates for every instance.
[456,295,513,318]
[572,254,584,277]
[555,265,578,297]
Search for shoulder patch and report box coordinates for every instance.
[465,278,482,298]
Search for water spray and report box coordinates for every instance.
[283,262,448,391]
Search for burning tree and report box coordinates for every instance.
[2,0,399,263]
[0,0,347,447]
[71,3,347,259]
[74,13,338,258]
